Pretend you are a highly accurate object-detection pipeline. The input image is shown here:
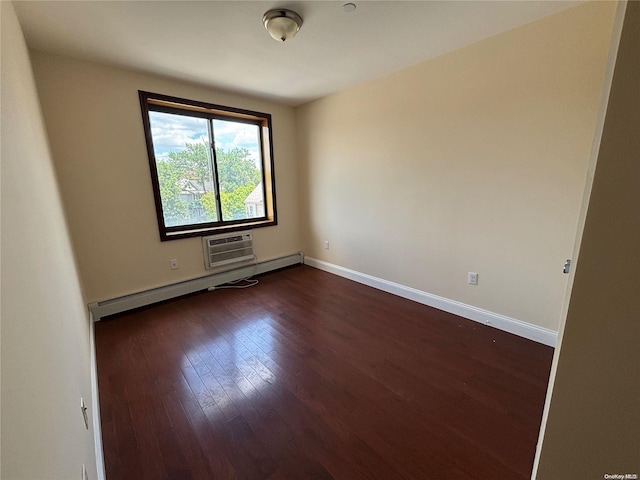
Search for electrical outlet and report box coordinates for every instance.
[468,272,478,285]
[170,259,179,270]
[324,240,330,250]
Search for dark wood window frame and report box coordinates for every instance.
[139,90,278,241]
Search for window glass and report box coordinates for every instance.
[139,91,277,240]
[148,111,216,227]
[212,119,265,222]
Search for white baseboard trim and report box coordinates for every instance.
[88,311,106,480]
[88,252,304,321]
[304,257,557,347]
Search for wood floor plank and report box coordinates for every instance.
[96,265,553,479]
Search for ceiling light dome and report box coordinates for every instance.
[263,9,303,42]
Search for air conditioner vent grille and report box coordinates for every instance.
[203,232,254,269]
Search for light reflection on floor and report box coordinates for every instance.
[178,315,279,421]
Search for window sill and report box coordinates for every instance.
[161,218,277,241]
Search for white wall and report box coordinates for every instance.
[296,1,616,333]
[0,3,98,478]
[534,1,640,477]
[30,53,302,303]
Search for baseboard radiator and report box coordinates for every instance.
[88,252,303,321]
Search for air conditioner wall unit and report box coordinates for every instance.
[203,231,254,269]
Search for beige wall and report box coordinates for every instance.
[296,1,616,331]
[1,3,98,478]
[30,53,302,303]
[534,1,640,477]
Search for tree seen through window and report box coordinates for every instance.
[148,112,265,228]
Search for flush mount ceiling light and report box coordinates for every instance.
[263,8,303,42]
[342,3,356,13]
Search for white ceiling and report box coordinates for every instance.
[15,1,580,106]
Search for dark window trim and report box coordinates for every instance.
[139,90,278,241]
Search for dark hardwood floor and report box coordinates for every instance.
[95,265,554,480]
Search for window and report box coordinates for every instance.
[139,91,277,240]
